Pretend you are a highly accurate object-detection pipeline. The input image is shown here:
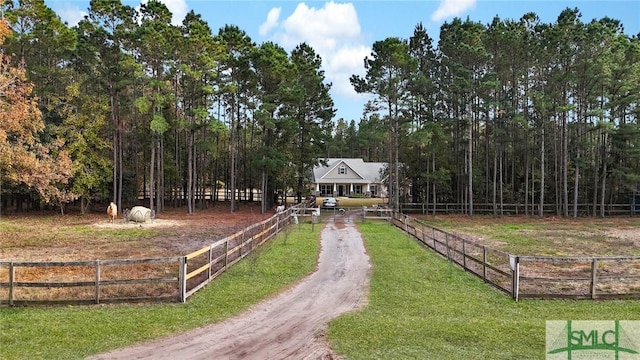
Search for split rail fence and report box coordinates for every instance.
[400,202,639,217]
[0,204,302,306]
[362,205,393,221]
[391,212,640,300]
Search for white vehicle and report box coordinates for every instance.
[322,197,339,208]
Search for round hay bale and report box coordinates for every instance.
[127,206,153,223]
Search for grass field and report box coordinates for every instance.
[0,225,320,360]
[415,214,640,256]
[1,217,638,359]
[327,221,640,359]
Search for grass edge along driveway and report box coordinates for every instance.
[0,225,320,360]
[327,221,640,360]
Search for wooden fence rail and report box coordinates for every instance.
[0,257,181,306]
[180,205,300,302]
[362,206,392,221]
[400,202,639,217]
[391,212,640,300]
[0,203,303,306]
[516,255,640,300]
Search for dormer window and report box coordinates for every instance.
[338,165,347,175]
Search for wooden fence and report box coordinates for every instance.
[0,258,181,306]
[0,204,302,306]
[362,206,393,221]
[401,202,639,217]
[180,204,300,302]
[391,212,640,300]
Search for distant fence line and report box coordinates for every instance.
[0,203,306,306]
[362,206,393,221]
[400,202,639,217]
[391,212,640,300]
[139,188,264,203]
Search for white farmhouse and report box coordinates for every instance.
[311,158,387,198]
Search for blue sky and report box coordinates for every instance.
[46,0,640,123]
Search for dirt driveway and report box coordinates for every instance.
[88,215,371,360]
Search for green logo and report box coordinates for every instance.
[547,320,639,359]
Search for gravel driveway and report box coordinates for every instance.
[88,215,371,360]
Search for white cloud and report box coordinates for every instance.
[51,0,187,27]
[141,0,188,26]
[53,3,87,27]
[326,45,370,99]
[264,1,370,103]
[431,0,476,22]
[277,2,360,53]
[259,8,281,36]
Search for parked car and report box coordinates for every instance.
[322,197,339,208]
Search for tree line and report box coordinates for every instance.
[1,1,638,217]
[345,9,639,217]
[1,0,334,215]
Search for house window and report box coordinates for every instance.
[320,185,333,196]
[338,165,347,175]
[354,185,362,194]
[369,185,378,196]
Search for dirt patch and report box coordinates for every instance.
[417,214,640,256]
[88,216,372,360]
[411,214,640,298]
[0,203,271,261]
[0,203,279,302]
[606,228,640,249]
[91,219,184,229]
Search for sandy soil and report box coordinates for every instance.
[88,215,371,360]
[0,203,273,261]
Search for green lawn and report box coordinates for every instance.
[327,221,640,359]
[2,220,638,360]
[0,225,320,360]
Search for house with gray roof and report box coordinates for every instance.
[311,158,387,197]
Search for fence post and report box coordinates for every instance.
[179,256,187,303]
[251,227,256,252]
[462,239,467,270]
[591,258,598,299]
[432,227,436,249]
[224,239,229,270]
[482,246,487,282]
[510,256,520,301]
[8,262,14,306]
[241,229,245,257]
[445,233,451,261]
[95,260,101,304]
[515,259,520,301]
[209,245,214,279]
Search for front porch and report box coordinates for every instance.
[314,183,380,198]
